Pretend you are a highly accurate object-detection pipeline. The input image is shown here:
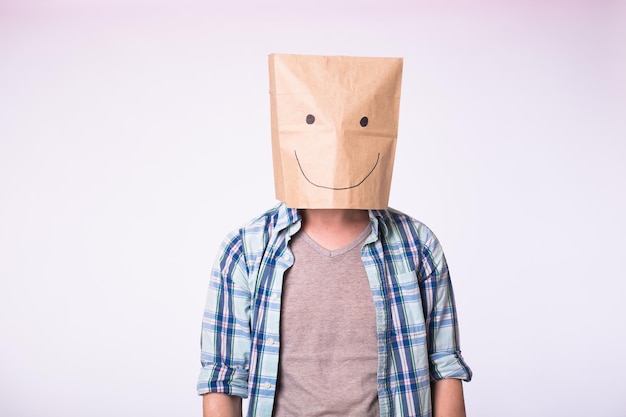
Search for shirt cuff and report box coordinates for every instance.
[429,350,473,382]
[197,363,249,397]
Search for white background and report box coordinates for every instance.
[1,0,625,416]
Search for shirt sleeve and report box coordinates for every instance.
[197,231,252,397]
[419,230,473,382]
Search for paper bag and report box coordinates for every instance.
[269,53,403,209]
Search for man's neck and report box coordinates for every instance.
[300,209,370,251]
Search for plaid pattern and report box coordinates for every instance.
[198,203,472,417]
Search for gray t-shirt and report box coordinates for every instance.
[273,227,379,416]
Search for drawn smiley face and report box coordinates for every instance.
[294,114,380,190]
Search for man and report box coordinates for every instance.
[198,54,472,417]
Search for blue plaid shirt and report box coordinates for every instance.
[198,203,472,416]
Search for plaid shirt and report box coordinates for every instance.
[198,203,472,417]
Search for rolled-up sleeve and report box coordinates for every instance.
[197,231,252,397]
[419,232,473,383]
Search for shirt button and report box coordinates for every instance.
[263,382,271,389]
[271,294,280,302]
[267,338,275,345]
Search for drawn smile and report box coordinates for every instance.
[294,151,380,190]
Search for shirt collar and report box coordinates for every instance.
[368,209,390,238]
[274,203,302,237]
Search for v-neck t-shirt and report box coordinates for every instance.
[273,226,380,416]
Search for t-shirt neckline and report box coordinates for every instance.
[299,225,371,258]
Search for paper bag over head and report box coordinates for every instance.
[269,53,403,209]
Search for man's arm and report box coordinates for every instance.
[198,232,251,409]
[432,378,466,417]
[417,226,472,415]
[202,393,242,417]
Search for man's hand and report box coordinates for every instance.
[432,378,466,417]
[202,393,242,417]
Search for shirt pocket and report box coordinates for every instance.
[391,270,425,325]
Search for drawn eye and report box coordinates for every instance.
[306,114,315,124]
[360,116,368,127]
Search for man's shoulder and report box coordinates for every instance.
[238,202,297,234]
[220,203,297,253]
[371,207,444,253]
[375,207,433,233]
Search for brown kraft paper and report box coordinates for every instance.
[269,53,403,209]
